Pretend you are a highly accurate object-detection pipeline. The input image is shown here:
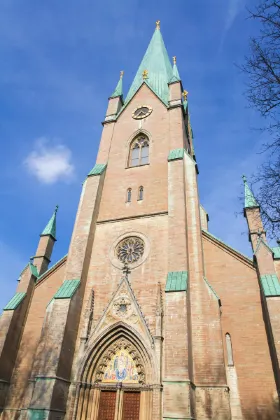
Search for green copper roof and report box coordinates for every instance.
[169,62,181,83]
[242,175,258,208]
[28,410,48,420]
[54,279,80,299]
[29,262,39,278]
[3,292,26,310]
[165,271,188,292]
[125,27,173,106]
[272,247,280,259]
[168,148,185,161]
[88,163,107,177]
[41,205,58,240]
[111,72,123,98]
[260,274,280,297]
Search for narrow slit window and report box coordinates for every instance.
[129,135,149,167]
[127,188,132,202]
[138,186,144,201]
[226,333,234,366]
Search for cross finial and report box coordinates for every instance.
[242,174,247,183]
[142,69,148,79]
[54,205,59,214]
[173,56,176,65]
[122,262,131,279]
[156,20,160,30]
[120,70,124,79]
[182,90,188,101]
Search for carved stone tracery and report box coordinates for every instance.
[116,237,144,264]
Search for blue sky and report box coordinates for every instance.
[0,0,269,309]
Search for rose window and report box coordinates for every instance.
[116,237,144,264]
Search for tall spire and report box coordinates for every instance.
[110,71,124,98]
[125,21,173,106]
[169,56,181,83]
[242,176,258,208]
[41,205,58,240]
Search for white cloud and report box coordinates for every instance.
[24,138,75,184]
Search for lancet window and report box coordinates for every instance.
[138,186,144,200]
[226,333,234,366]
[129,135,149,167]
[127,188,132,202]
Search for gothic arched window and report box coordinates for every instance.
[127,188,132,203]
[226,333,234,366]
[138,186,144,201]
[129,135,149,167]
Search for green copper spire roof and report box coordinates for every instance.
[41,205,58,240]
[169,56,181,83]
[242,175,258,208]
[110,71,124,98]
[125,22,173,106]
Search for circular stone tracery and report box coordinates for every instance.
[116,237,145,264]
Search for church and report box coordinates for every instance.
[1,21,280,420]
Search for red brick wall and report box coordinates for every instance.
[6,261,66,409]
[202,234,277,417]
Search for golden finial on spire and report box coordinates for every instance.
[142,69,148,79]
[120,70,124,78]
[173,56,177,65]
[182,90,188,101]
[156,20,160,30]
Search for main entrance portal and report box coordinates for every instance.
[96,390,140,420]
[76,335,154,420]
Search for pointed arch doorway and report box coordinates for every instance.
[75,334,153,420]
[96,344,142,420]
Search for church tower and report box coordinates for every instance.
[1,21,280,420]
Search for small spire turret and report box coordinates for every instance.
[242,175,258,208]
[41,205,58,240]
[169,56,181,83]
[34,206,59,275]
[110,71,124,98]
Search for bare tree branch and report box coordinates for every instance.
[242,0,280,239]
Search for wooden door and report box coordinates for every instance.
[122,392,140,420]
[97,391,117,420]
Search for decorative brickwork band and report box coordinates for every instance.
[3,292,26,310]
[87,163,107,177]
[165,271,188,292]
[260,274,280,297]
[54,279,80,299]
[167,148,185,162]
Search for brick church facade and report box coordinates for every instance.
[0,22,280,420]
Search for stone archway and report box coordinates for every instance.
[74,325,155,420]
